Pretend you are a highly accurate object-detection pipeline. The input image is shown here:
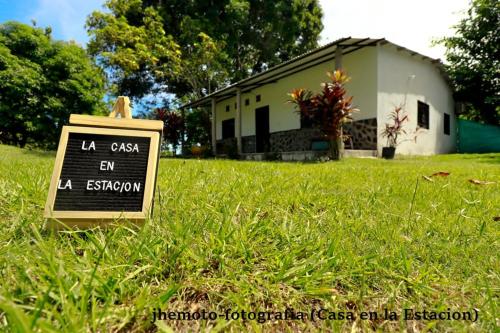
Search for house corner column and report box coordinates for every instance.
[335,46,343,70]
[236,88,242,155]
[211,98,217,155]
[335,46,344,156]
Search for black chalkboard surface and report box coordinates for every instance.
[53,133,151,211]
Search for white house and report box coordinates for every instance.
[182,37,457,159]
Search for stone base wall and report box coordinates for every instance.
[343,118,377,150]
[216,118,377,155]
[242,136,256,153]
[216,138,237,155]
[268,118,378,152]
[269,128,322,152]
[216,137,257,154]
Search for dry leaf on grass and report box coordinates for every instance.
[424,171,450,181]
[468,179,496,185]
[431,171,450,177]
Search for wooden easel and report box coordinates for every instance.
[109,96,132,119]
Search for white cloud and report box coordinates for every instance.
[319,0,470,60]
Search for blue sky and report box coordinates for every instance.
[0,0,104,47]
[0,0,469,59]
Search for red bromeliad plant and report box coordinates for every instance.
[381,106,409,147]
[288,70,357,160]
[154,108,184,154]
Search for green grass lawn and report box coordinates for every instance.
[0,144,498,332]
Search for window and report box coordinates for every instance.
[222,119,235,139]
[234,103,237,109]
[417,101,429,129]
[444,113,450,135]
[245,98,250,106]
[225,105,230,112]
[256,95,261,102]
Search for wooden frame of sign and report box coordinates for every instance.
[44,97,163,228]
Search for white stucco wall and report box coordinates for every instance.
[376,44,456,155]
[215,46,378,140]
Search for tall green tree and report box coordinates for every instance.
[0,22,106,148]
[180,32,229,100]
[162,0,324,83]
[184,107,212,148]
[440,0,499,125]
[86,1,181,100]
[87,0,323,101]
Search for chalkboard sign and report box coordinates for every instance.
[45,114,163,228]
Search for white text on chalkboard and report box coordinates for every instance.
[86,180,141,193]
[111,142,140,153]
[82,141,95,151]
[58,179,72,190]
[80,141,140,153]
[100,161,114,171]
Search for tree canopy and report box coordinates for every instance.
[86,0,323,102]
[440,0,499,125]
[86,3,181,100]
[0,21,106,148]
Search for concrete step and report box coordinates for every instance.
[241,150,377,161]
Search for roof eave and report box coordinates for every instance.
[181,36,367,109]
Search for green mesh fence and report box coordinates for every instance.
[457,119,500,153]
